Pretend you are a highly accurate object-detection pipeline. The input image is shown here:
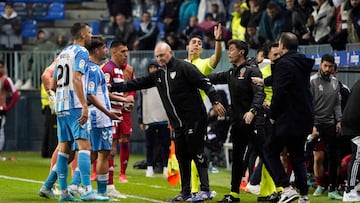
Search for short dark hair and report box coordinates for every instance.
[0,60,4,66]
[321,53,335,64]
[86,36,105,54]
[110,39,127,49]
[70,22,89,38]
[5,3,13,8]
[227,40,249,57]
[188,34,203,44]
[279,32,298,50]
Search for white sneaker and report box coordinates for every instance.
[298,195,310,203]
[278,186,299,203]
[343,189,360,202]
[51,185,61,196]
[106,185,126,199]
[146,166,154,177]
[245,183,260,195]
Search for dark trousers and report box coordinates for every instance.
[230,123,256,193]
[174,120,209,194]
[315,123,340,191]
[145,123,171,167]
[264,125,308,195]
[41,106,58,158]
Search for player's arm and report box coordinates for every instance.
[87,94,119,120]
[73,71,88,124]
[209,23,222,68]
[108,93,134,103]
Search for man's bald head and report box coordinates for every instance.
[154,42,173,67]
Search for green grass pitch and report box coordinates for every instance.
[0,151,339,202]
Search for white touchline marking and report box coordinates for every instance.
[0,175,168,203]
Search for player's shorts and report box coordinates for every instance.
[90,126,113,151]
[314,138,325,151]
[113,111,132,139]
[57,108,89,143]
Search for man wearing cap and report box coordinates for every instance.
[207,40,265,203]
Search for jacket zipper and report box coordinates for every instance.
[163,66,182,127]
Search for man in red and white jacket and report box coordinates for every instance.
[0,60,19,159]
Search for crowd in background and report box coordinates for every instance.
[103,0,360,51]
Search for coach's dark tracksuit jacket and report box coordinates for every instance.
[110,57,220,129]
[207,58,264,124]
[111,56,221,194]
[342,79,360,138]
[207,57,265,193]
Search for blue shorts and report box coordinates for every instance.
[90,126,112,151]
[57,109,89,143]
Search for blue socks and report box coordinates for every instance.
[56,152,69,190]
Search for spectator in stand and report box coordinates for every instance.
[113,13,136,50]
[206,3,227,25]
[164,32,185,50]
[55,34,69,51]
[285,0,313,45]
[178,0,199,32]
[133,11,159,50]
[106,0,132,23]
[160,0,181,35]
[346,0,360,43]
[308,0,335,44]
[0,3,22,75]
[245,22,265,49]
[180,16,203,43]
[198,0,226,23]
[258,1,291,43]
[33,30,57,51]
[241,0,264,29]
[0,60,19,160]
[230,0,248,41]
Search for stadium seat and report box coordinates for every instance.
[31,3,48,19]
[21,20,38,38]
[88,21,100,35]
[13,2,28,19]
[44,2,64,20]
[157,21,165,39]
[0,2,5,14]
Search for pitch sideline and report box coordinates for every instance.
[0,175,168,203]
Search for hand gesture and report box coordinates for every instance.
[214,23,222,40]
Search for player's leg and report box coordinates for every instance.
[119,112,132,182]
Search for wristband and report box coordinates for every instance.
[250,108,257,115]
